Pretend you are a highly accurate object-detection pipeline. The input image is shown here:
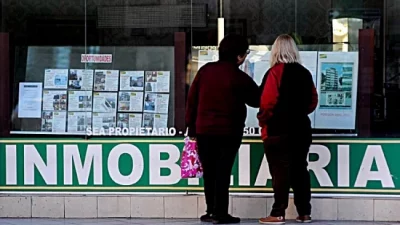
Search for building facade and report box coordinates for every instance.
[1,0,400,221]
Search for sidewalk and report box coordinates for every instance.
[0,219,398,225]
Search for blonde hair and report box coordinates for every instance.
[270,34,301,67]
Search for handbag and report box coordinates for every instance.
[180,137,203,178]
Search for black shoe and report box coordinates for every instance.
[200,213,214,222]
[213,214,241,224]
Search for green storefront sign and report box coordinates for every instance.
[0,138,399,196]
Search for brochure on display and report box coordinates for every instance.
[67,112,92,133]
[117,113,143,129]
[41,111,67,132]
[144,71,171,93]
[118,92,144,112]
[44,69,68,89]
[143,113,168,130]
[143,93,169,114]
[92,112,117,132]
[93,92,118,113]
[119,71,145,91]
[94,70,119,91]
[68,69,94,90]
[42,90,67,111]
[196,48,358,131]
[68,91,93,112]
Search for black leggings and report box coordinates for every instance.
[196,134,242,217]
[264,135,312,217]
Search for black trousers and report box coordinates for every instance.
[264,135,312,217]
[196,134,242,217]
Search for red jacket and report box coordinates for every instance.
[186,61,260,137]
[258,63,318,140]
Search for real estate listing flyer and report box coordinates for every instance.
[143,93,169,114]
[68,69,94,90]
[94,70,119,91]
[198,49,219,69]
[68,91,93,112]
[314,51,359,130]
[117,113,143,129]
[120,71,145,91]
[41,111,67,132]
[42,90,67,111]
[143,113,168,130]
[118,92,144,112]
[44,69,68,89]
[92,112,116,132]
[144,71,171,93]
[67,111,92,133]
[93,92,118,113]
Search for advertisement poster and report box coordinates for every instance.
[41,111,67,132]
[92,113,116,132]
[94,70,119,91]
[44,69,68,89]
[314,52,359,130]
[117,113,142,129]
[42,90,67,111]
[144,71,171,93]
[143,93,169,114]
[68,69,94,90]
[143,113,168,129]
[67,112,92,133]
[93,92,118,113]
[118,92,144,112]
[120,71,145,91]
[68,91,93,112]
[198,49,218,69]
[18,82,43,118]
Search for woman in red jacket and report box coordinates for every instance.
[258,34,318,224]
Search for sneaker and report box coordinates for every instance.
[296,215,312,223]
[200,213,214,222]
[259,216,285,224]
[213,214,241,224]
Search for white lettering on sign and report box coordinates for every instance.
[338,145,350,187]
[64,145,103,185]
[308,145,334,187]
[254,155,272,186]
[149,144,181,185]
[6,145,17,185]
[238,145,251,186]
[355,145,394,188]
[108,144,144,185]
[24,145,57,185]
[81,54,112,63]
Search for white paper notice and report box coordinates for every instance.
[92,112,116,132]
[117,113,143,129]
[41,111,67,132]
[143,93,169,114]
[68,69,94,90]
[120,71,145,91]
[93,92,118,113]
[68,91,93,111]
[67,112,92,133]
[299,51,318,128]
[145,71,171,93]
[42,90,67,111]
[94,70,119,91]
[18,82,43,118]
[198,50,219,69]
[143,113,168,129]
[44,69,68,89]
[118,92,144,112]
[314,51,359,130]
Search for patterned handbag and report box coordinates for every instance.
[180,137,203,178]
